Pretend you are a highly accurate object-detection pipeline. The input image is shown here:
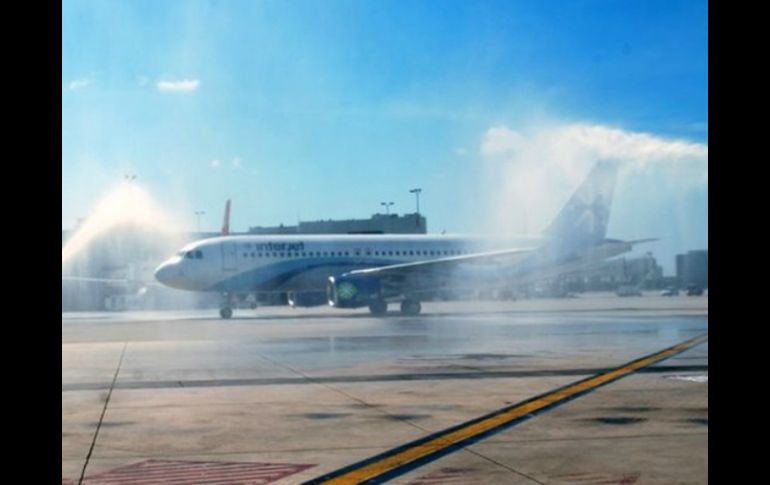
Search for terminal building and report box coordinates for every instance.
[248,213,427,235]
[559,252,665,292]
[676,249,708,288]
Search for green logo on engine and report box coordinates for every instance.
[337,281,358,300]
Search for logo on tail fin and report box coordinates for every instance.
[571,193,610,237]
[545,160,619,248]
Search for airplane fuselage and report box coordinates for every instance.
[154,234,543,294]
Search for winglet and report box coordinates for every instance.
[221,199,231,236]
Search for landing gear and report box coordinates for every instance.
[219,292,235,319]
[400,299,421,316]
[368,300,388,316]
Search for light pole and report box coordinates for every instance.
[409,188,422,214]
[380,202,394,215]
[195,211,205,233]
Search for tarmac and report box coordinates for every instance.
[62,292,708,484]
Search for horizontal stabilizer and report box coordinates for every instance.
[625,238,659,245]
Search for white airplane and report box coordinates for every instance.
[155,161,654,318]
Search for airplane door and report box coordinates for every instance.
[221,242,237,271]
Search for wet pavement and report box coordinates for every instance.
[62,294,707,484]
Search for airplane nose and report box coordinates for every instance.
[154,262,175,286]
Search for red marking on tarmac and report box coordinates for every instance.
[79,459,316,484]
[408,467,478,484]
[553,472,640,484]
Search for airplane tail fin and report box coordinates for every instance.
[543,160,620,251]
[221,199,231,236]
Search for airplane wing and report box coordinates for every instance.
[347,239,659,281]
[348,246,537,278]
[328,238,657,308]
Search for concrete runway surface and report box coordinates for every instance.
[62,293,708,484]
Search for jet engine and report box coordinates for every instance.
[327,274,382,308]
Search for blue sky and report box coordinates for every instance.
[62,0,707,274]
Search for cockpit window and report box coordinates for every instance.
[185,251,194,259]
[195,250,203,259]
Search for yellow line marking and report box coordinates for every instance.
[313,334,707,485]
